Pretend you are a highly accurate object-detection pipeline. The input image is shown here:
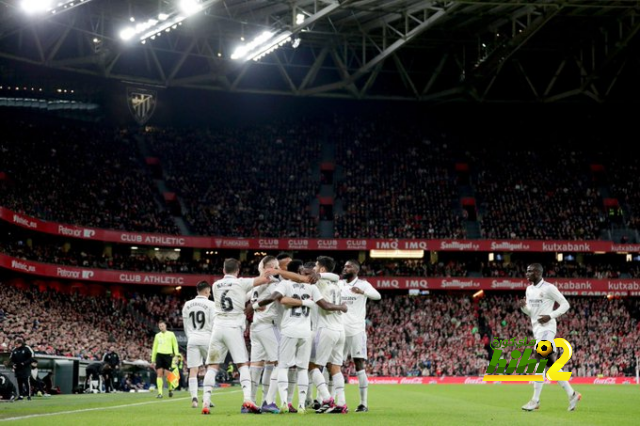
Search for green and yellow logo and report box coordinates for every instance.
[483,338,573,382]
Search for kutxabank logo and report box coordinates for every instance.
[483,338,573,382]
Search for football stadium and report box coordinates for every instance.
[1,1,640,425]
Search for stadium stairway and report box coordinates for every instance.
[318,129,336,238]
[135,133,192,235]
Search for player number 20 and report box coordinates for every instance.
[291,294,311,317]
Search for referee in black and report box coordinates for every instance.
[9,337,35,400]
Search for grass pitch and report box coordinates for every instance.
[1,384,638,425]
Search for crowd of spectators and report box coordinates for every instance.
[471,139,607,240]
[2,116,640,240]
[350,293,640,378]
[0,284,154,362]
[333,117,466,239]
[2,278,639,378]
[477,294,640,377]
[0,119,178,234]
[479,258,640,279]
[604,153,640,232]
[145,123,321,237]
[1,238,214,274]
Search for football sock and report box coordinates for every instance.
[156,378,163,395]
[356,370,368,406]
[333,373,346,406]
[202,368,217,407]
[265,369,278,405]
[188,377,198,400]
[557,370,575,397]
[277,367,289,407]
[262,364,274,405]
[532,381,543,402]
[297,369,309,408]
[311,368,331,402]
[250,366,264,403]
[238,365,252,402]
[287,368,296,404]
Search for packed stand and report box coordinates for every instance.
[334,117,466,239]
[2,280,639,378]
[479,257,635,279]
[0,117,178,234]
[470,139,606,240]
[0,284,154,361]
[1,237,214,274]
[361,295,489,377]
[145,123,321,237]
[604,154,640,232]
[477,294,640,377]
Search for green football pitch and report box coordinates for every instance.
[1,385,639,425]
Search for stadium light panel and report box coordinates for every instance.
[21,0,92,15]
[179,0,202,15]
[119,0,217,43]
[21,0,53,13]
[231,30,293,61]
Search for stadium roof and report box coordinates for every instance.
[1,0,639,103]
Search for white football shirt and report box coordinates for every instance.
[316,274,343,332]
[340,277,381,337]
[182,295,216,340]
[249,278,283,331]
[522,279,570,336]
[212,275,255,327]
[274,280,323,338]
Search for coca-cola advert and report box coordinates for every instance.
[350,377,637,385]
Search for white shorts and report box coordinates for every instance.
[278,335,312,369]
[250,324,281,363]
[206,326,248,365]
[187,335,210,368]
[534,330,557,353]
[343,331,368,360]
[310,328,345,366]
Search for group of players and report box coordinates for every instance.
[179,253,381,414]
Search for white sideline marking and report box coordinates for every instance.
[0,390,242,422]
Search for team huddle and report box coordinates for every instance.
[180,254,381,414]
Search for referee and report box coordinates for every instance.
[151,320,179,399]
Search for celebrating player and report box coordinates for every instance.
[182,280,216,408]
[340,260,381,412]
[251,260,347,413]
[519,263,581,412]
[248,256,283,410]
[201,258,271,415]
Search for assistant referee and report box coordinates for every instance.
[151,320,179,398]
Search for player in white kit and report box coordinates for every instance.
[248,256,283,410]
[519,263,581,412]
[340,260,381,412]
[251,260,347,414]
[201,258,271,415]
[182,281,216,408]
[303,256,348,414]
